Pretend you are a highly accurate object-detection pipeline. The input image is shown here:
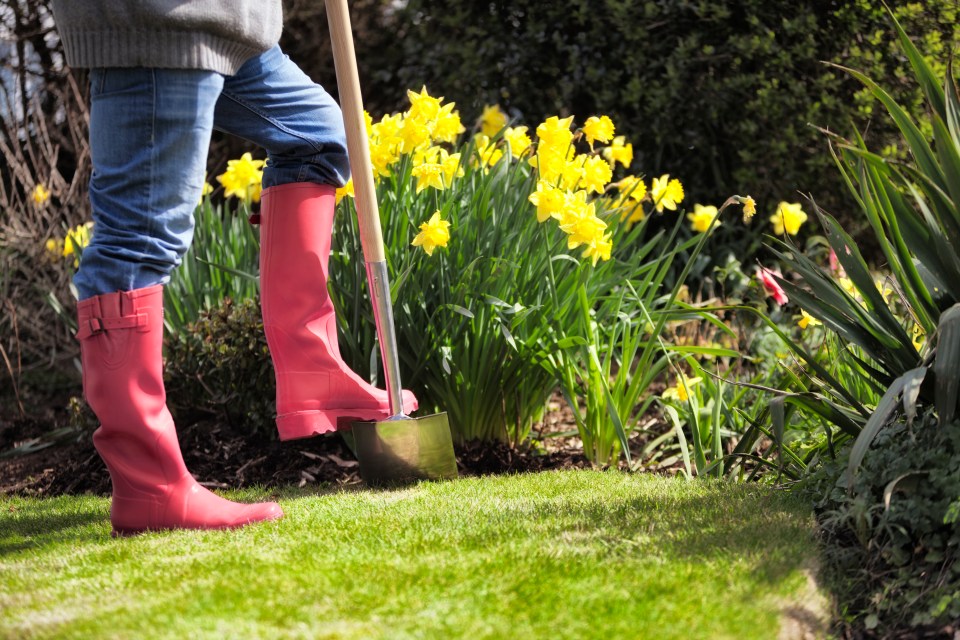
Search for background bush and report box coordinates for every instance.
[288,0,960,234]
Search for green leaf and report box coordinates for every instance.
[817,210,914,349]
[846,367,927,488]
[888,7,945,119]
[194,258,258,282]
[934,304,960,423]
[604,383,632,467]
[782,393,864,438]
[662,404,692,480]
[662,345,740,358]
[883,471,928,512]
[555,336,588,349]
[443,304,475,319]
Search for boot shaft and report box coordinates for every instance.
[257,182,418,440]
[77,285,167,425]
[76,285,188,490]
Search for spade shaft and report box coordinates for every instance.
[327,0,404,417]
[326,0,458,484]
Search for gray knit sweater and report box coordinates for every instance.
[50,1,283,76]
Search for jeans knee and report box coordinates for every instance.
[263,146,350,189]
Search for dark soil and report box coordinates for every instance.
[0,387,597,496]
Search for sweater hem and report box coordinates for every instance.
[60,30,268,75]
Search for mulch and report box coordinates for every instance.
[0,389,596,497]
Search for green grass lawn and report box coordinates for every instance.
[1,470,825,639]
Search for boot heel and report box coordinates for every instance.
[276,410,339,441]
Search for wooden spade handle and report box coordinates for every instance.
[326,0,385,263]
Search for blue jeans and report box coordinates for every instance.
[75,45,349,300]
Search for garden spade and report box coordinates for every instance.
[326,0,458,485]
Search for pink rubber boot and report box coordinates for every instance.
[77,285,283,536]
[258,182,418,441]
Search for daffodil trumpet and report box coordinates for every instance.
[327,0,457,485]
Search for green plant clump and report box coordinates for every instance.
[803,412,960,632]
[164,297,276,434]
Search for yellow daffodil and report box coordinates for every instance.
[441,151,464,185]
[45,237,63,261]
[474,134,503,169]
[616,175,647,202]
[560,155,586,191]
[662,375,702,402]
[528,180,567,223]
[480,104,508,137]
[432,102,465,144]
[560,201,607,250]
[912,324,925,351]
[739,195,757,221]
[411,160,445,192]
[413,144,443,166]
[335,179,354,204]
[406,86,443,122]
[411,211,451,256]
[582,115,615,147]
[602,136,633,168]
[770,201,807,235]
[581,233,613,266]
[503,126,532,157]
[798,309,821,330]
[217,152,265,203]
[535,116,575,153]
[620,202,646,225]
[51,221,94,267]
[373,113,404,142]
[32,184,51,207]
[63,221,93,256]
[838,276,858,298]
[370,141,399,178]
[615,175,647,226]
[558,189,592,228]
[530,144,574,185]
[876,278,896,305]
[687,204,720,233]
[399,116,431,154]
[580,155,613,194]
[650,174,684,212]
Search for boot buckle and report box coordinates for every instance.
[76,313,149,340]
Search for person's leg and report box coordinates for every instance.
[76,67,282,534]
[76,68,221,299]
[214,46,416,441]
[212,44,349,189]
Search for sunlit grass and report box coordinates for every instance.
[1,471,822,639]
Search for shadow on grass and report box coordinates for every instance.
[0,497,108,555]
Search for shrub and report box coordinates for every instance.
[164,297,276,435]
[803,411,960,632]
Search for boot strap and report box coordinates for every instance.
[77,313,149,340]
